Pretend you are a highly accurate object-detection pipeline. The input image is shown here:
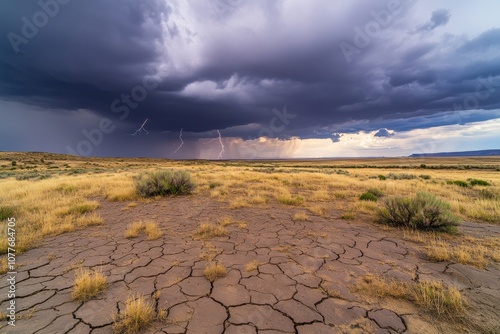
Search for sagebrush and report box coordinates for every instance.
[135,170,195,197]
[377,192,459,232]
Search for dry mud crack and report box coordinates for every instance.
[1,196,499,333]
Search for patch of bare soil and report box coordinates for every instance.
[1,195,499,333]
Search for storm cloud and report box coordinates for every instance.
[1,0,499,158]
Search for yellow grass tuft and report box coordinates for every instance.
[124,220,163,240]
[245,260,260,272]
[219,216,233,227]
[203,262,227,282]
[72,268,107,302]
[293,211,309,221]
[113,294,155,334]
[76,213,103,227]
[353,275,466,319]
[124,221,144,239]
[144,221,163,240]
[412,280,466,318]
[194,223,227,240]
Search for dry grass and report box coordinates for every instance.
[194,223,227,240]
[124,221,144,239]
[219,216,234,227]
[72,268,107,302]
[353,275,466,319]
[1,153,499,258]
[293,211,309,221]
[245,260,260,272]
[199,243,221,261]
[63,259,84,274]
[411,280,466,318]
[113,294,155,334]
[203,262,227,282]
[76,213,103,227]
[426,238,495,269]
[124,220,163,240]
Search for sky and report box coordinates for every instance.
[0,0,499,159]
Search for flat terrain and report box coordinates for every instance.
[0,153,499,333]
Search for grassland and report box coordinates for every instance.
[0,152,498,256]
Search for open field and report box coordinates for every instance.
[0,152,499,333]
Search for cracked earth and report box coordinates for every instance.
[1,196,499,333]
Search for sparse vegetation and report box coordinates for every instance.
[359,192,377,202]
[135,170,195,197]
[468,178,490,186]
[354,275,466,319]
[124,220,163,240]
[245,260,260,272]
[293,211,309,221]
[72,268,107,302]
[194,223,227,240]
[377,192,459,232]
[447,180,469,188]
[113,294,155,334]
[203,262,227,282]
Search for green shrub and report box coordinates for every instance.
[420,175,432,180]
[378,175,387,180]
[135,170,195,197]
[468,179,490,186]
[366,188,384,197]
[377,192,459,232]
[359,192,377,201]
[446,180,468,188]
[11,161,16,166]
[15,172,51,181]
[420,164,427,168]
[387,173,417,180]
[0,206,14,221]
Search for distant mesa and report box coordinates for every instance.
[410,149,500,157]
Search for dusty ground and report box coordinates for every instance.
[1,195,499,334]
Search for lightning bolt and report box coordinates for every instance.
[129,119,149,135]
[174,128,184,154]
[205,130,225,159]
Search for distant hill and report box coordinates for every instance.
[410,149,500,157]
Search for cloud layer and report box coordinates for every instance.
[1,0,499,158]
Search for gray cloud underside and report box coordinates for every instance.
[1,0,500,145]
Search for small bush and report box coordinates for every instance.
[377,192,459,232]
[468,179,490,186]
[11,161,16,166]
[447,180,468,188]
[378,175,386,180]
[359,192,377,202]
[135,170,195,197]
[420,175,432,180]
